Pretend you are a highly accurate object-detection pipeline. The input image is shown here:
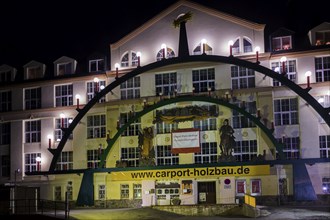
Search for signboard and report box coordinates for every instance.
[110,165,270,181]
[171,129,200,153]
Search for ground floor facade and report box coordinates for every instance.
[10,161,329,208]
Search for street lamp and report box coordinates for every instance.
[201,38,207,54]
[47,134,52,148]
[280,56,287,75]
[60,113,65,128]
[161,43,166,59]
[93,77,99,93]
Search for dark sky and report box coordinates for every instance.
[0,0,329,67]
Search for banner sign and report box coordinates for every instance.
[171,129,200,153]
[109,165,270,181]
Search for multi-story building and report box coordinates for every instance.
[0,0,329,208]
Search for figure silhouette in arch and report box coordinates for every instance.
[219,119,236,156]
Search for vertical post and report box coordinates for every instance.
[137,51,141,67]
[65,191,69,219]
[75,94,80,109]
[280,56,287,75]
[115,63,120,79]
[228,40,234,56]
[47,135,52,148]
[305,71,312,89]
[161,43,166,59]
[60,113,65,128]
[93,77,99,93]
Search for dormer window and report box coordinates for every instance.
[243,38,253,53]
[121,53,129,67]
[156,47,175,61]
[57,62,73,76]
[272,36,292,51]
[315,31,330,46]
[0,70,12,82]
[27,66,42,79]
[89,59,105,72]
[232,39,240,55]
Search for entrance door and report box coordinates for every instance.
[198,181,216,204]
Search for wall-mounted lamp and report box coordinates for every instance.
[161,44,166,59]
[305,71,312,89]
[115,63,120,79]
[60,113,65,128]
[201,39,207,55]
[228,40,234,56]
[75,94,80,109]
[137,51,141,67]
[93,77,99,93]
[280,56,287,75]
[36,156,41,171]
[255,46,260,64]
[47,134,52,148]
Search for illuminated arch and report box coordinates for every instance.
[48,55,330,171]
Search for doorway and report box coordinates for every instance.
[197,181,216,204]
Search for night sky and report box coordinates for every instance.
[0,0,329,67]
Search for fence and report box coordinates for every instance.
[0,199,70,219]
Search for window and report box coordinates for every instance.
[0,122,10,145]
[193,43,212,55]
[56,151,73,170]
[156,145,179,166]
[120,77,140,100]
[277,137,300,159]
[194,118,216,131]
[133,184,142,199]
[131,52,139,66]
[1,155,10,177]
[272,36,292,51]
[66,181,73,201]
[232,101,256,129]
[121,147,140,167]
[192,68,215,93]
[0,90,11,112]
[87,80,106,103]
[156,122,178,134]
[315,31,330,46]
[24,87,41,109]
[155,72,177,96]
[87,149,104,168]
[89,59,105,72]
[87,114,106,139]
[322,177,330,194]
[25,153,41,172]
[232,39,240,54]
[274,98,298,125]
[0,70,12,82]
[25,120,41,143]
[156,47,175,61]
[27,66,42,79]
[236,179,246,196]
[194,142,217,164]
[120,113,141,136]
[121,184,129,199]
[243,38,253,53]
[231,66,255,89]
[99,185,106,200]
[316,95,330,123]
[55,84,73,107]
[54,186,61,201]
[121,53,129,67]
[250,179,261,196]
[271,60,297,86]
[57,62,73,75]
[55,117,73,141]
[319,135,330,158]
[315,56,330,82]
[233,140,258,162]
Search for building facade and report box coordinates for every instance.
[0,0,329,208]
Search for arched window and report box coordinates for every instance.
[193,43,212,55]
[131,51,138,67]
[121,52,129,67]
[156,47,175,61]
[243,37,253,53]
[232,39,240,55]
